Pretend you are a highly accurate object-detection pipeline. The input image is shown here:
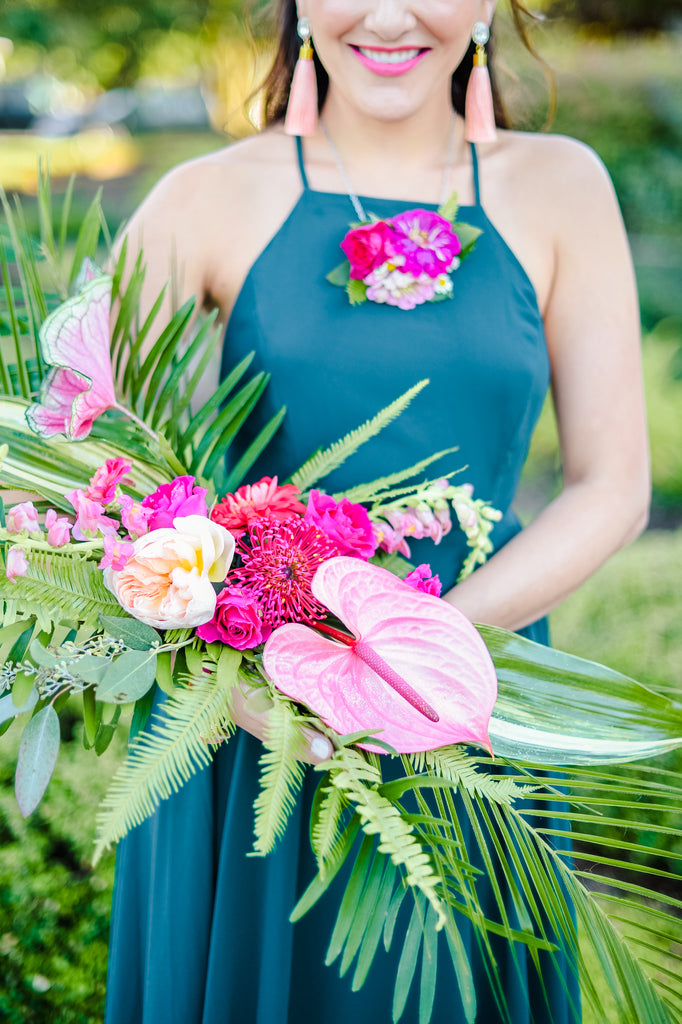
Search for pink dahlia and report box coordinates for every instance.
[391,210,461,279]
[230,515,337,627]
[304,490,377,560]
[211,476,306,539]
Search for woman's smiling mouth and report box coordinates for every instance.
[351,45,430,77]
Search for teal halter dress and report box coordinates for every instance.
[105,139,580,1024]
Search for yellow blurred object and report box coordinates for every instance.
[0,128,139,192]
[205,33,275,137]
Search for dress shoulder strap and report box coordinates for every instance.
[469,142,482,207]
[295,136,310,190]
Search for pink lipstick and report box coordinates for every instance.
[351,45,429,78]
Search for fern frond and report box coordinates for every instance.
[94,676,235,860]
[252,697,307,856]
[339,449,459,504]
[290,380,430,491]
[0,548,121,631]
[311,776,349,872]
[422,748,537,805]
[328,747,446,928]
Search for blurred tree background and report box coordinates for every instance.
[0,0,681,1021]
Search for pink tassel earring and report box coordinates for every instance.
[284,16,318,137]
[465,22,497,143]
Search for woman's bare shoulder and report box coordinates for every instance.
[139,128,301,221]
[499,129,618,218]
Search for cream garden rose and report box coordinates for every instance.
[104,515,235,629]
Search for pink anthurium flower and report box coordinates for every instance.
[262,556,497,754]
[26,276,116,440]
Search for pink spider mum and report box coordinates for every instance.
[230,515,337,627]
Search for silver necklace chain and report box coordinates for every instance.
[319,118,458,221]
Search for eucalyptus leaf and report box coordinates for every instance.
[15,704,60,817]
[0,686,38,725]
[96,649,158,704]
[11,670,35,709]
[29,638,59,668]
[99,614,161,652]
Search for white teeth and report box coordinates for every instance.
[357,47,422,64]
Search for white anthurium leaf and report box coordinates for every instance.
[95,649,158,704]
[0,687,38,725]
[480,625,682,765]
[15,705,61,816]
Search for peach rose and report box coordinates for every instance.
[103,515,235,629]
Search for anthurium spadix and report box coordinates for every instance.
[262,556,497,753]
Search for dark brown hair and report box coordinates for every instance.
[259,0,548,129]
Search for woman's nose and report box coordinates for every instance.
[363,0,419,39]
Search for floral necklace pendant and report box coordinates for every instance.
[327,192,482,311]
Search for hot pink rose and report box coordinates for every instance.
[404,563,442,597]
[142,476,208,531]
[6,501,40,535]
[85,458,132,504]
[304,490,377,560]
[6,546,29,582]
[341,221,398,281]
[45,508,71,548]
[196,586,272,649]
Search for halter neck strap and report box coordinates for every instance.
[469,142,482,207]
[295,135,309,190]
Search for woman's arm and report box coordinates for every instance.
[445,136,650,631]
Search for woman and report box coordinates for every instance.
[105,1,650,1021]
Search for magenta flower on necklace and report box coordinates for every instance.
[327,192,482,310]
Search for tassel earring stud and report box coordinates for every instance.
[465,22,497,143]
[284,16,319,137]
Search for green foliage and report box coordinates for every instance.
[251,695,307,856]
[290,380,430,492]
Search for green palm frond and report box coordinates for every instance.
[290,380,430,491]
[251,696,308,856]
[94,674,236,861]
[326,747,446,928]
[0,547,121,631]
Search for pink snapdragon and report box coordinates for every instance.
[372,519,411,558]
[304,490,377,560]
[6,546,28,582]
[6,501,40,535]
[45,509,71,548]
[99,535,135,571]
[120,496,153,539]
[196,586,272,650]
[66,489,118,540]
[85,458,133,505]
[404,563,443,597]
[142,476,208,531]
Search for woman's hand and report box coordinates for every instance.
[230,680,333,765]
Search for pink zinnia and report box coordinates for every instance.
[304,490,377,560]
[391,209,461,279]
[211,476,306,538]
[230,515,337,627]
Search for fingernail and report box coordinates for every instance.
[311,737,332,760]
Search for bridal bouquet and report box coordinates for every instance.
[1,179,681,1024]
